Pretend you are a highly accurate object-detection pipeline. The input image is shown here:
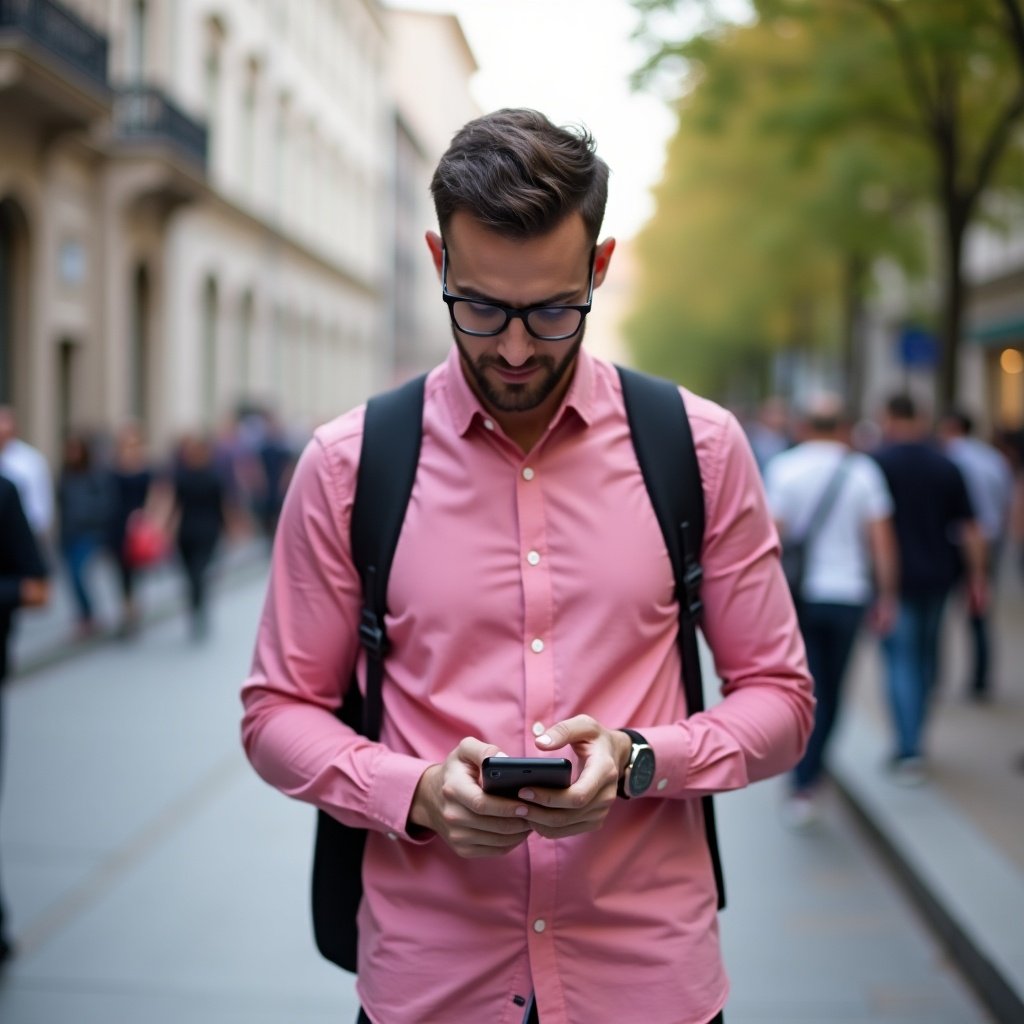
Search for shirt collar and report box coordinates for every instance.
[442,344,598,438]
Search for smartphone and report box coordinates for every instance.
[481,756,572,797]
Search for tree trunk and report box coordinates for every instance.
[938,202,967,410]
[840,253,867,417]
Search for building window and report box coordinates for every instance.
[202,276,219,427]
[131,264,151,425]
[128,0,148,82]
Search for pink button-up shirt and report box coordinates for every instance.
[241,348,813,1024]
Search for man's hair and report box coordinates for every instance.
[801,392,845,434]
[430,108,609,243]
[885,393,917,420]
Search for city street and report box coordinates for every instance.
[0,572,993,1023]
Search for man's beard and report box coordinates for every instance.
[453,324,585,414]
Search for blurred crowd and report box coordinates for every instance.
[0,403,300,645]
[742,391,1022,825]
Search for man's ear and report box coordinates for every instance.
[425,231,444,277]
[593,237,616,288]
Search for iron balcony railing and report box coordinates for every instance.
[0,0,109,88]
[113,85,208,169]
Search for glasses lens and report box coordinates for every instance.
[526,307,584,340]
[451,300,507,335]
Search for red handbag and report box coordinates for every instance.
[123,511,169,568]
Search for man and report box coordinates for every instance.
[874,394,986,784]
[0,475,50,967]
[0,406,54,540]
[241,109,813,1024]
[765,393,898,825]
[938,409,1014,701]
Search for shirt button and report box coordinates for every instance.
[532,722,545,736]
[530,638,544,654]
[483,418,495,431]
[533,919,546,933]
[387,831,398,841]
[526,550,540,565]
[657,778,668,791]
[522,467,535,481]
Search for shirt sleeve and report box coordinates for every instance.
[0,478,48,609]
[642,409,815,796]
[858,456,894,521]
[239,426,434,840]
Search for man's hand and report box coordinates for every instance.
[521,715,632,839]
[408,738,534,859]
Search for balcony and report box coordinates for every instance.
[113,85,208,169]
[109,85,208,211]
[0,0,110,128]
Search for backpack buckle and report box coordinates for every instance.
[682,560,704,621]
[358,608,388,658]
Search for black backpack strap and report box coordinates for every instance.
[617,365,725,910]
[311,373,426,973]
[350,372,427,741]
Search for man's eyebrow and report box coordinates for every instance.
[451,281,582,307]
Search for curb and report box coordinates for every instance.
[830,711,1024,1024]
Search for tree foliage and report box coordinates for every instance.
[629,0,1024,405]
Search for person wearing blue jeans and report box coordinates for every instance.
[792,601,867,794]
[765,393,898,825]
[879,593,947,766]
[874,394,987,783]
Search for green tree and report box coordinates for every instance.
[633,0,1024,406]
[627,11,922,404]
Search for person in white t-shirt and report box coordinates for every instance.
[765,393,899,822]
[0,406,54,540]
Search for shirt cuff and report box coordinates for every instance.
[368,749,436,842]
[632,724,692,797]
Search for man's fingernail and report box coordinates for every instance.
[515,805,529,816]
[537,734,551,746]
[495,752,509,757]
[519,790,535,802]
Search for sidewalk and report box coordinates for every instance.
[3,574,992,1023]
[829,558,1024,1024]
[11,536,269,676]
[8,541,1023,1022]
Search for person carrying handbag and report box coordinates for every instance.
[765,393,898,826]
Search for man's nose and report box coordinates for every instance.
[496,317,535,367]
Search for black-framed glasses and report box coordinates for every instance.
[441,248,595,342]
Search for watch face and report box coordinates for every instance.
[629,747,656,796]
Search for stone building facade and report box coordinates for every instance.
[1,0,461,465]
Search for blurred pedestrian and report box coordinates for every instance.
[0,405,54,540]
[56,432,113,639]
[766,393,899,826]
[241,107,813,1024]
[745,395,792,474]
[254,410,294,543]
[106,422,159,638]
[169,434,231,641]
[938,410,1014,701]
[0,475,50,968]
[873,394,987,784]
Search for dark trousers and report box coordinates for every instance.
[792,600,866,792]
[177,535,218,629]
[358,1007,724,1023]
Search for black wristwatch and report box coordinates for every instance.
[616,728,656,799]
